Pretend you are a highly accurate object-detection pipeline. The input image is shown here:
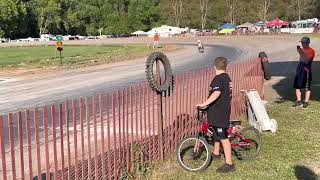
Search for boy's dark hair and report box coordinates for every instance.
[214,57,228,70]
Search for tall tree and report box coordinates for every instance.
[105,0,129,34]
[0,0,19,38]
[77,0,110,35]
[61,0,81,35]
[0,28,4,38]
[295,0,315,20]
[31,0,62,36]
[170,0,184,27]
[260,0,271,21]
[128,0,160,31]
[200,0,212,29]
[1,0,320,39]
[17,2,38,38]
[226,0,238,24]
[315,0,320,18]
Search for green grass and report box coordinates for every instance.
[307,33,320,39]
[145,101,320,180]
[0,44,156,68]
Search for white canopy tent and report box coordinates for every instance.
[147,25,188,37]
[237,22,254,28]
[131,30,148,36]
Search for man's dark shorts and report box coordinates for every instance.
[211,126,228,142]
[293,70,312,91]
[294,62,312,91]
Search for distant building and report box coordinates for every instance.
[62,35,80,41]
[19,37,40,42]
[291,18,318,28]
[40,34,55,41]
[289,18,318,33]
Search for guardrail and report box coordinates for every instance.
[0,58,264,179]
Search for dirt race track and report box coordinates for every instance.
[0,35,319,113]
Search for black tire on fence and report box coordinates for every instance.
[262,61,271,80]
[164,74,175,97]
[171,74,175,91]
[146,52,174,93]
[258,52,271,80]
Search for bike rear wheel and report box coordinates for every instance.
[200,47,204,53]
[177,136,212,172]
[232,127,262,160]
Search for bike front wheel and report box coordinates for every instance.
[176,136,212,172]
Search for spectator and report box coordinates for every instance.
[153,33,160,49]
[316,24,320,33]
[292,37,316,109]
[196,57,234,173]
[260,26,264,34]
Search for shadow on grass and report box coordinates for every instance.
[270,61,320,103]
[294,165,319,180]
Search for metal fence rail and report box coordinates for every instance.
[0,58,264,179]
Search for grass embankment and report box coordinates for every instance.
[308,33,320,39]
[0,44,178,69]
[141,101,320,180]
[293,33,320,39]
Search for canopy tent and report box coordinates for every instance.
[218,23,236,30]
[255,20,267,27]
[266,18,289,27]
[237,22,254,28]
[131,30,148,36]
[219,28,235,34]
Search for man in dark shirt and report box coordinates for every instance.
[196,57,234,173]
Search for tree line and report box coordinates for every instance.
[0,0,319,39]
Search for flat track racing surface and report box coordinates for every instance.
[0,36,319,113]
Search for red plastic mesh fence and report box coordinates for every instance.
[0,59,264,179]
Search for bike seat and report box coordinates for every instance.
[229,120,242,126]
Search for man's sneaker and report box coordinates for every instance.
[302,102,309,109]
[292,101,303,108]
[216,163,235,173]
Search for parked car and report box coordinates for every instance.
[77,36,86,40]
[86,36,98,40]
[118,34,131,38]
[106,34,117,38]
[10,40,19,43]
[0,38,10,43]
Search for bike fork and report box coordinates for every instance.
[194,135,201,153]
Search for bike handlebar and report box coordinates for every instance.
[195,107,206,122]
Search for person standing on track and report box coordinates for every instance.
[196,57,235,173]
[153,32,160,49]
[292,37,315,109]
